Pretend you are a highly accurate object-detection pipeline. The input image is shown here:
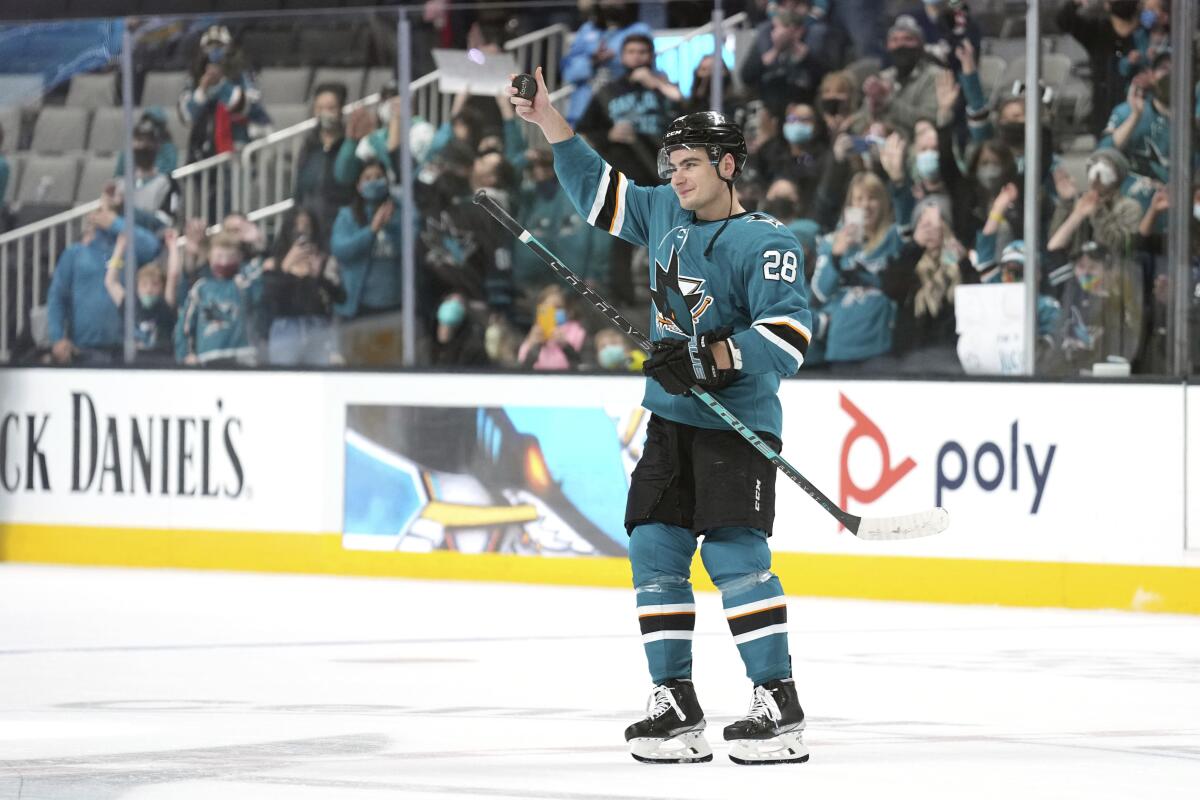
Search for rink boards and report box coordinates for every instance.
[1,368,1198,613]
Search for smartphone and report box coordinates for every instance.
[845,207,865,230]
[536,303,558,339]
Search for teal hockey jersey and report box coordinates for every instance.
[551,135,812,439]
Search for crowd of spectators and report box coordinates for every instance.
[37,0,1200,376]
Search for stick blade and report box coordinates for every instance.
[855,507,950,541]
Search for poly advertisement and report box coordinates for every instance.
[769,381,1185,565]
[338,377,1187,567]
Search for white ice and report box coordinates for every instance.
[1,564,1198,799]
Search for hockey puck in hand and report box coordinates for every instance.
[512,73,537,101]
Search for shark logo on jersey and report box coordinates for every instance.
[651,228,713,337]
[746,212,785,230]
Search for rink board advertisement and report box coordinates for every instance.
[339,379,1188,567]
[0,369,328,533]
[2,368,1199,612]
[341,403,639,557]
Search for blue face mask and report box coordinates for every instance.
[783,121,814,144]
[138,293,159,310]
[437,297,465,327]
[598,343,628,369]
[915,150,940,180]
[1140,9,1157,29]
[207,47,226,64]
[554,308,568,326]
[360,178,389,202]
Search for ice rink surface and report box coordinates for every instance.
[1,564,1198,800]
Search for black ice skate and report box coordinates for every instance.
[723,677,808,765]
[624,678,712,763]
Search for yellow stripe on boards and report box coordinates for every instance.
[2,523,1199,614]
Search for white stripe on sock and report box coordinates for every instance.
[724,597,787,619]
[731,623,789,646]
[642,630,695,644]
[638,603,696,616]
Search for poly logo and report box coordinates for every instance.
[838,394,915,521]
[839,393,1057,517]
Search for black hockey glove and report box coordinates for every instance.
[642,327,737,396]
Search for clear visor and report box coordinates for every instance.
[657,143,722,180]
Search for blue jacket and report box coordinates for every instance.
[47,219,160,348]
[811,226,902,362]
[552,135,812,439]
[175,273,256,363]
[561,20,653,125]
[330,203,405,319]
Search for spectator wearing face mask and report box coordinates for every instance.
[102,230,182,364]
[331,162,405,321]
[881,202,979,373]
[178,25,272,163]
[740,9,826,111]
[576,34,681,187]
[260,229,345,366]
[172,213,266,308]
[514,149,611,305]
[879,122,950,228]
[115,108,178,179]
[47,192,161,365]
[761,178,821,257]
[295,83,356,245]
[810,171,904,368]
[175,231,259,366]
[933,66,1023,257]
[1119,0,1170,81]
[432,292,489,366]
[1057,0,1147,137]
[337,83,440,193]
[980,239,1062,336]
[122,118,181,232]
[1107,51,1171,174]
[1042,240,1143,375]
[592,327,643,371]
[519,284,588,371]
[854,15,940,140]
[811,71,861,230]
[1047,148,1141,263]
[419,142,516,313]
[560,0,654,125]
[751,101,830,218]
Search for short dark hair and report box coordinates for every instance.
[311,82,347,107]
[622,33,655,53]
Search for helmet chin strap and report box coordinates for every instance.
[703,173,736,259]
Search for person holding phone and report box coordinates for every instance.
[809,171,904,368]
[261,230,345,366]
[518,284,587,371]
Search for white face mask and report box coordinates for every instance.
[1087,160,1118,188]
[378,101,393,126]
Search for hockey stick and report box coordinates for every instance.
[474,191,948,540]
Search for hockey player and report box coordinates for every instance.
[509,68,812,765]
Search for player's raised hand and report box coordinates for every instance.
[507,66,574,144]
[508,66,552,125]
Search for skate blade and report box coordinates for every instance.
[629,730,713,764]
[728,731,809,765]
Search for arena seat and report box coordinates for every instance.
[29,107,90,153]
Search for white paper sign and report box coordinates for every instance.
[955,283,1027,375]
